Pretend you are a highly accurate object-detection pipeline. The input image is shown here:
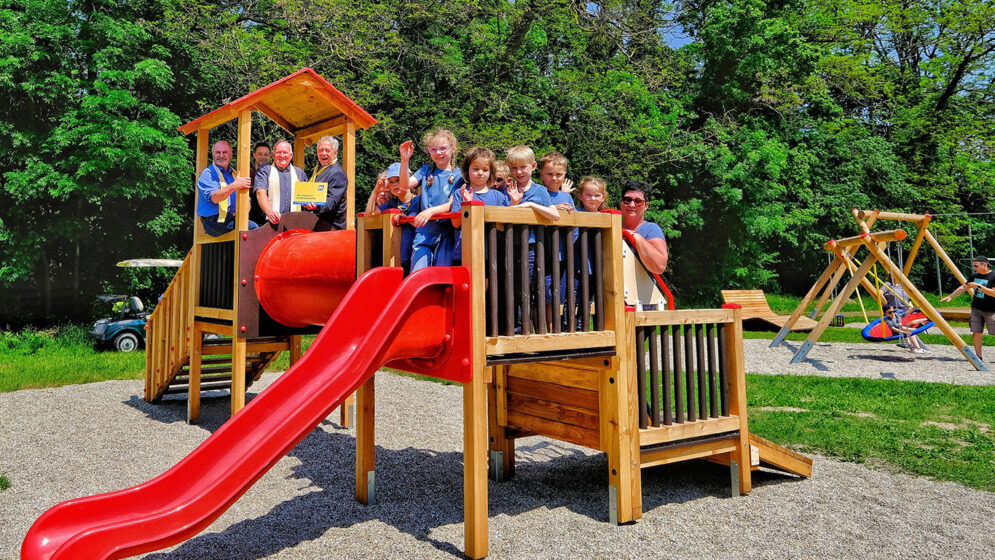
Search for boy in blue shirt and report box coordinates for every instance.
[368,163,420,273]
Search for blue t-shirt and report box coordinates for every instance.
[450,188,509,257]
[635,220,666,242]
[548,190,574,209]
[380,195,421,266]
[196,164,239,217]
[414,165,463,210]
[515,182,555,244]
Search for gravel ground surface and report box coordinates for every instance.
[2,366,994,559]
[746,338,995,385]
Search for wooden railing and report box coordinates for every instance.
[358,206,623,364]
[632,307,749,457]
[144,253,195,401]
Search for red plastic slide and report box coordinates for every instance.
[21,266,472,560]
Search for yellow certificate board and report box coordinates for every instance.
[293,182,327,205]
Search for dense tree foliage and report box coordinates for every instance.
[1,0,992,324]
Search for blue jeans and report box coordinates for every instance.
[410,221,454,272]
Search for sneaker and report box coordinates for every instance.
[913,348,927,354]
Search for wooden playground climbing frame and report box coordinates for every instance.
[142,69,811,560]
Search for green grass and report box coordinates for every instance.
[747,374,995,491]
[0,326,146,393]
[0,474,10,491]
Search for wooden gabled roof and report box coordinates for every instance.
[177,67,377,138]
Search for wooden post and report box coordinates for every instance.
[355,217,375,504]
[289,335,302,366]
[724,306,751,495]
[487,365,515,481]
[903,215,931,277]
[293,136,307,169]
[462,203,489,559]
[600,211,641,524]
[230,109,252,415]
[862,240,989,371]
[791,253,877,363]
[770,255,844,347]
[810,256,849,318]
[187,323,202,423]
[342,121,357,230]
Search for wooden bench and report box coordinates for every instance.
[721,289,818,331]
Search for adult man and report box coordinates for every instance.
[196,141,257,237]
[248,142,271,224]
[309,135,350,230]
[620,180,668,274]
[253,139,309,224]
[941,255,995,360]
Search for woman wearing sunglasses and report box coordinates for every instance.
[620,180,668,274]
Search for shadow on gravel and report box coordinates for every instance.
[135,422,801,560]
[774,341,830,371]
[122,388,283,433]
[847,353,960,364]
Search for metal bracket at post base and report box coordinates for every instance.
[365,470,376,506]
[489,450,505,482]
[961,346,990,372]
[608,485,618,526]
[770,326,791,348]
[790,340,816,364]
[730,461,740,497]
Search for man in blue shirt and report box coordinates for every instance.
[196,141,256,237]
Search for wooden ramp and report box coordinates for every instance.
[706,434,813,478]
[750,434,813,477]
[721,290,817,331]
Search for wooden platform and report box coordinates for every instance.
[721,290,818,331]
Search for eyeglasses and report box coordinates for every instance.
[621,197,645,206]
[428,145,451,154]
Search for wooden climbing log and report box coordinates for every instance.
[824,229,907,250]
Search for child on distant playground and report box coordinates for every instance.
[366,164,419,273]
[450,147,509,263]
[882,304,930,354]
[400,128,463,271]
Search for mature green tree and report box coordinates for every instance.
[0,0,191,322]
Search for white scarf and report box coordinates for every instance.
[212,164,233,222]
[268,164,299,213]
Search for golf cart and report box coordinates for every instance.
[88,259,182,352]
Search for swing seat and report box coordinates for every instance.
[861,309,935,342]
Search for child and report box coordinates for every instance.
[368,164,419,273]
[882,304,930,354]
[493,160,511,194]
[506,145,559,220]
[539,151,575,212]
[538,152,575,328]
[575,176,608,212]
[506,145,559,332]
[400,128,463,271]
[450,147,509,262]
[571,177,608,330]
